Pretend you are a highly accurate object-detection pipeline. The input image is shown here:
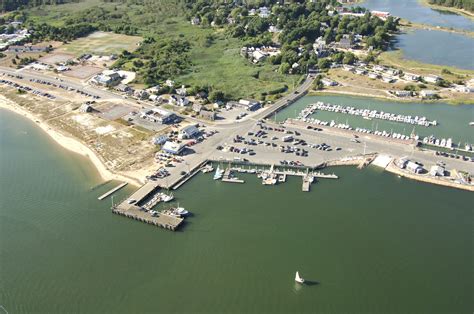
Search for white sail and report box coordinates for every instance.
[295,271,304,283]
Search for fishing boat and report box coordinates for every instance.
[295,271,305,284]
[172,206,189,217]
[262,177,277,185]
[160,192,174,202]
[201,164,214,173]
[213,165,224,180]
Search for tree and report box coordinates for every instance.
[312,75,323,90]
[318,58,330,70]
[279,62,291,74]
[209,90,225,102]
[343,52,356,65]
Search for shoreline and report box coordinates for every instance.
[385,162,474,192]
[0,95,142,187]
[418,0,474,20]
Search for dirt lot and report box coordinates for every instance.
[63,65,103,79]
[57,31,142,56]
[39,52,75,65]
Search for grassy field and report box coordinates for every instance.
[24,2,299,100]
[57,31,142,56]
[120,18,299,100]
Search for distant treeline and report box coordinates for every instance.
[427,0,474,12]
[1,0,81,12]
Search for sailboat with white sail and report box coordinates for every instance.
[213,165,224,180]
[295,271,305,284]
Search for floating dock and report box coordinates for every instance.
[302,175,313,192]
[98,182,128,200]
[222,167,245,183]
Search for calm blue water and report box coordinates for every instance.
[394,29,474,70]
[360,0,474,31]
[1,109,473,313]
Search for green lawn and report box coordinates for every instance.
[58,31,142,56]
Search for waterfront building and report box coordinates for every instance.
[321,78,338,86]
[152,134,169,145]
[406,161,423,174]
[162,141,186,155]
[429,165,445,177]
[238,99,261,111]
[424,75,442,84]
[179,125,200,139]
[420,90,438,99]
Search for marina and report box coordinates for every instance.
[299,102,438,127]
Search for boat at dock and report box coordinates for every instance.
[164,206,189,217]
[213,165,224,180]
[295,271,305,284]
[201,164,214,173]
[278,174,286,183]
[159,192,174,202]
[262,177,277,185]
[300,101,438,127]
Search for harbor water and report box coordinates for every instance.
[393,30,474,70]
[275,95,474,144]
[358,0,474,31]
[1,108,473,313]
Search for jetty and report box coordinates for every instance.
[112,182,183,231]
[98,182,128,200]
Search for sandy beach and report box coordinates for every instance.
[0,95,142,187]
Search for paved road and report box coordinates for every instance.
[2,65,472,188]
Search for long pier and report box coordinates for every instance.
[112,205,183,231]
[112,181,184,231]
[98,182,128,200]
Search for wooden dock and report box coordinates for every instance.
[112,205,183,231]
[98,182,128,200]
[113,182,183,231]
[220,166,245,183]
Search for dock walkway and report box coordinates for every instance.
[98,182,128,200]
[112,182,184,231]
[112,205,183,231]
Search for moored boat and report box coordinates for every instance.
[295,271,305,284]
[213,165,224,180]
[160,192,174,202]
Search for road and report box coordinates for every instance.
[1,65,472,188]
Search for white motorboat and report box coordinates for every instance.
[160,192,174,202]
[173,206,189,217]
[295,271,305,284]
[469,122,474,126]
